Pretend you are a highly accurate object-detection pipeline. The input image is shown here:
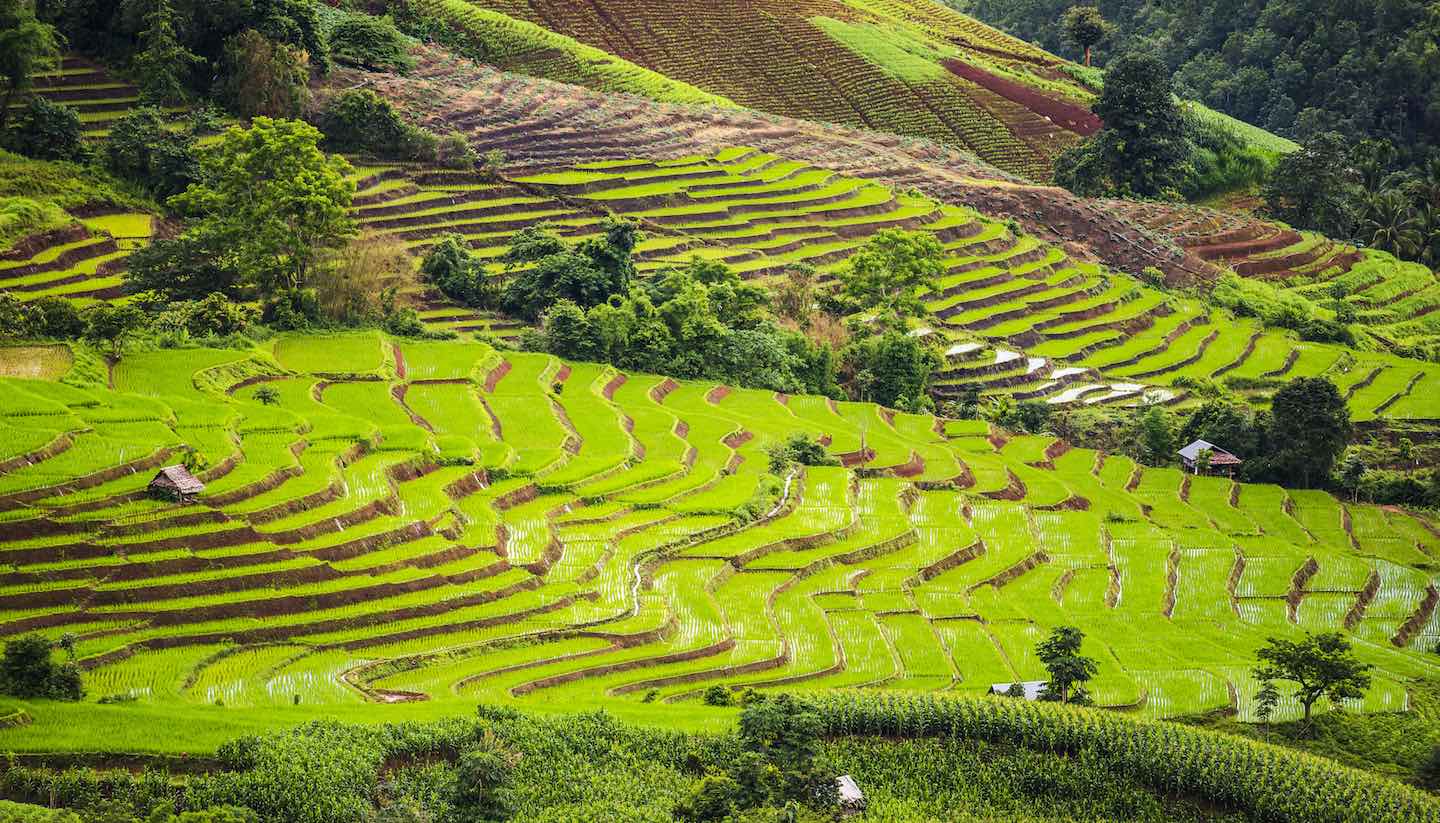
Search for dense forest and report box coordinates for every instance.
[958,0,1440,168]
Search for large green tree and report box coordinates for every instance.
[1266,377,1350,489]
[169,117,355,295]
[837,229,946,322]
[1065,51,1190,198]
[0,0,61,132]
[1036,625,1099,704]
[1061,5,1113,67]
[1253,632,1372,727]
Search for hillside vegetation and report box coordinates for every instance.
[0,335,1433,726]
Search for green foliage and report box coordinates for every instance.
[764,433,839,475]
[124,228,239,301]
[2,97,84,163]
[701,685,733,707]
[1059,52,1191,198]
[0,0,61,132]
[1127,403,1174,467]
[0,194,67,248]
[0,636,82,701]
[105,107,198,200]
[328,14,414,73]
[132,0,203,105]
[840,331,939,411]
[836,229,946,321]
[1060,6,1113,66]
[1255,632,1373,726]
[1263,132,1360,237]
[169,118,355,295]
[1035,626,1098,704]
[1266,377,1351,489]
[0,799,81,822]
[450,732,515,822]
[83,304,146,360]
[220,29,310,119]
[0,294,84,340]
[152,293,259,340]
[319,89,437,161]
[501,218,639,321]
[421,235,498,310]
[1210,274,1351,344]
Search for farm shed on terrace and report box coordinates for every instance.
[149,465,204,502]
[1177,439,1243,476]
[990,680,1048,701]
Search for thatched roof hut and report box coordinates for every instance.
[149,465,204,501]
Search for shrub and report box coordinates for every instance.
[702,685,733,706]
[435,132,477,169]
[2,97,85,162]
[328,14,414,73]
[105,107,198,199]
[221,30,310,119]
[765,433,839,474]
[153,293,259,339]
[0,636,83,701]
[319,89,437,161]
[311,233,414,324]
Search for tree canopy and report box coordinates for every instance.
[1254,632,1372,725]
[167,118,355,296]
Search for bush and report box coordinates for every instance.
[765,433,839,474]
[153,294,259,340]
[221,30,310,119]
[0,636,83,701]
[702,685,733,707]
[435,132,477,169]
[319,89,437,161]
[311,233,414,325]
[105,107,198,200]
[422,235,498,309]
[328,14,414,73]
[2,98,85,162]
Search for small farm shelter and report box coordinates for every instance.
[1177,439,1243,475]
[149,465,204,502]
[990,681,1048,701]
[836,775,866,813]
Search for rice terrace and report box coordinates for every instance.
[0,0,1439,821]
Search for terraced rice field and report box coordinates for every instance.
[0,337,1434,721]
[347,148,1440,421]
[420,0,1095,179]
[1114,200,1440,356]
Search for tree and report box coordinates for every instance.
[1359,188,1424,258]
[105,106,198,199]
[0,0,62,132]
[450,732,515,822]
[328,13,414,73]
[133,0,203,105]
[2,96,83,161]
[500,217,640,321]
[1254,679,1280,741]
[1262,133,1360,238]
[1253,632,1372,728]
[1035,625,1098,704]
[254,386,279,406]
[1267,377,1350,489]
[841,331,939,411]
[1091,52,1190,197]
[1061,6,1113,67]
[0,635,82,700]
[319,88,437,161]
[1129,403,1175,466]
[539,298,598,362]
[84,304,146,360]
[772,262,817,323]
[220,29,309,119]
[1336,451,1366,502]
[170,118,355,295]
[736,694,837,809]
[837,229,946,320]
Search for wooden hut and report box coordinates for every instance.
[149,465,204,502]
[1177,439,1243,476]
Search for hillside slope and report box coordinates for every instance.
[0,337,1435,722]
[397,0,1100,180]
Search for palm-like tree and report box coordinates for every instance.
[1359,188,1424,258]
[1420,203,1440,269]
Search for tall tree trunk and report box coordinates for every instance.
[1085,46,1092,67]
